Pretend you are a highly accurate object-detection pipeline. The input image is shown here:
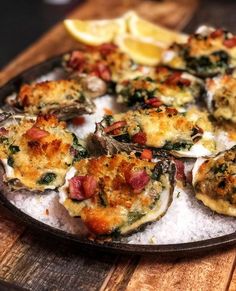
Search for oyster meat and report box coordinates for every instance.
[59,153,175,236]
[192,146,236,216]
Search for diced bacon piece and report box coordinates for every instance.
[141,149,153,161]
[174,159,186,181]
[72,116,86,126]
[25,127,49,140]
[132,132,147,145]
[165,72,191,87]
[0,127,8,136]
[68,51,86,71]
[166,107,178,116]
[210,29,224,39]
[145,97,162,108]
[125,170,150,192]
[104,121,127,134]
[223,37,236,48]
[69,175,97,201]
[99,43,117,56]
[91,62,111,81]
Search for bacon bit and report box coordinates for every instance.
[174,159,186,181]
[25,127,49,140]
[72,116,86,126]
[104,108,113,115]
[99,43,117,56]
[125,170,150,193]
[104,121,127,134]
[68,51,85,71]
[141,149,153,161]
[132,132,147,145]
[165,72,191,87]
[166,107,178,116]
[186,170,193,184]
[145,97,163,108]
[0,127,8,136]
[210,29,224,39]
[156,66,169,74]
[91,62,111,81]
[223,37,236,48]
[69,175,97,201]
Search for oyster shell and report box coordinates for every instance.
[90,106,216,158]
[206,70,236,123]
[59,153,175,236]
[162,26,236,77]
[0,112,87,193]
[192,146,236,216]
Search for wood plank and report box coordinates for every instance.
[0,231,117,291]
[0,0,198,87]
[228,259,236,291]
[125,249,236,291]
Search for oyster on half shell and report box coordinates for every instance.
[90,106,216,158]
[192,145,236,216]
[59,153,175,237]
[6,78,99,121]
[162,26,236,77]
[0,112,87,193]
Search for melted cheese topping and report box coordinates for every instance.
[0,115,74,191]
[63,154,168,235]
[206,73,236,123]
[18,80,83,115]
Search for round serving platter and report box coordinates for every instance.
[0,55,236,255]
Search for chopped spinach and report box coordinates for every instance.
[0,137,9,144]
[151,163,163,181]
[213,163,228,174]
[7,156,14,167]
[113,133,130,142]
[128,211,145,225]
[162,141,193,151]
[103,115,114,126]
[38,172,57,185]
[9,145,20,154]
[98,192,108,207]
[72,134,88,162]
[149,194,160,210]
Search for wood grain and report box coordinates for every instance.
[0,232,117,291]
[126,250,236,291]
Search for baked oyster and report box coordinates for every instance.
[8,79,99,120]
[116,67,204,110]
[0,112,87,193]
[192,146,236,216]
[64,44,150,84]
[206,70,236,123]
[59,153,175,236]
[91,106,216,158]
[163,26,236,77]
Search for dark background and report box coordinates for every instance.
[1,0,236,69]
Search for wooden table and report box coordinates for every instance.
[0,1,236,290]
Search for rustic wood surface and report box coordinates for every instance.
[1,0,236,290]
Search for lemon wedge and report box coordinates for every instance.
[126,11,188,46]
[64,18,127,46]
[115,35,164,66]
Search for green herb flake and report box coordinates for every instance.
[7,156,14,167]
[9,145,20,154]
[38,172,57,185]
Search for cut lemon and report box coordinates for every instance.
[115,35,164,66]
[64,18,127,46]
[127,11,188,46]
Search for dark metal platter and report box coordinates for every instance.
[0,55,235,256]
